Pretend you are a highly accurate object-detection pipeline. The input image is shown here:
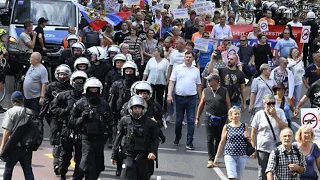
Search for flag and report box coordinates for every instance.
[73,2,131,31]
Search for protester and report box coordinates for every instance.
[213,107,249,180]
[294,125,320,180]
[251,94,287,180]
[253,34,274,76]
[195,73,231,167]
[247,24,259,40]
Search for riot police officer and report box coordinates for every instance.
[111,95,160,180]
[38,64,73,175]
[103,53,127,102]
[65,42,86,71]
[86,46,112,84]
[70,77,112,179]
[121,81,166,178]
[50,71,88,180]
[73,57,91,72]
[109,61,139,142]
[106,45,120,67]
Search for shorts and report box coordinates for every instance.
[224,155,248,179]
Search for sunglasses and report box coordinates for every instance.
[266,102,276,106]
[240,40,246,42]
[199,25,204,27]
[144,22,149,24]
[231,106,241,110]
[284,33,290,34]
[165,20,170,22]
[206,16,211,18]
[203,36,209,38]
[224,40,231,42]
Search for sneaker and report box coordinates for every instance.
[207,160,214,168]
[186,143,195,150]
[166,115,172,122]
[60,175,66,180]
[182,121,187,126]
[173,138,180,146]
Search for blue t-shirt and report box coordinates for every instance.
[194,42,214,68]
[293,143,320,179]
[274,38,298,58]
[304,64,320,86]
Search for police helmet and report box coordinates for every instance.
[54,64,72,82]
[108,45,120,54]
[74,57,91,71]
[83,77,103,94]
[121,61,139,76]
[87,46,106,60]
[72,42,86,54]
[112,53,127,66]
[67,34,79,42]
[128,95,148,119]
[130,81,153,101]
[70,71,88,87]
[307,11,316,19]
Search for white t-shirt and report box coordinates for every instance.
[170,63,201,96]
[169,49,195,70]
[287,21,303,27]
[247,32,258,39]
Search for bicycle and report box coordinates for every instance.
[237,2,255,24]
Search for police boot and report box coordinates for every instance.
[115,169,121,176]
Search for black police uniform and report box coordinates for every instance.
[111,114,160,180]
[121,99,166,177]
[59,49,72,65]
[70,96,112,179]
[50,89,83,179]
[102,68,122,101]
[38,81,72,175]
[86,61,112,85]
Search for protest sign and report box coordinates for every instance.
[259,20,269,32]
[301,108,320,145]
[191,2,214,14]
[228,45,239,55]
[128,0,140,5]
[173,8,189,19]
[194,37,209,51]
[300,26,311,43]
[151,3,163,14]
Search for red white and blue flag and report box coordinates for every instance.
[73,2,131,31]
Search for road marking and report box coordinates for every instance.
[292,122,301,129]
[158,148,176,151]
[44,153,75,168]
[186,150,207,154]
[213,167,229,180]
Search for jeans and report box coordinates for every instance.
[257,150,270,180]
[24,97,41,118]
[224,155,248,179]
[151,84,166,108]
[3,147,34,180]
[205,119,224,160]
[293,84,303,107]
[175,95,197,144]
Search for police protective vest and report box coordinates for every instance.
[121,120,146,152]
[83,31,100,48]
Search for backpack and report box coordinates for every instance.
[20,114,44,151]
[275,145,301,168]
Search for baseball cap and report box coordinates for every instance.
[205,73,220,81]
[11,91,24,101]
[38,17,48,24]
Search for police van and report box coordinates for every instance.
[7,0,80,75]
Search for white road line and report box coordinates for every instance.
[213,167,229,180]
[158,148,177,151]
[186,150,207,154]
[292,122,301,129]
